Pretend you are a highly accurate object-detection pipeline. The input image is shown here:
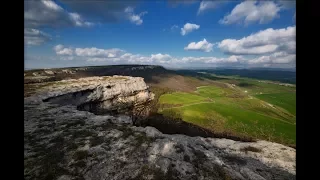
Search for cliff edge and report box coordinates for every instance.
[24,76,295,180]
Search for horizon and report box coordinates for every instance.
[25,0,296,70]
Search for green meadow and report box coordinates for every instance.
[158,76,296,145]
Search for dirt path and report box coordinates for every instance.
[160,101,214,110]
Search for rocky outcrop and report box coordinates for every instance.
[24,76,295,180]
[25,76,154,115]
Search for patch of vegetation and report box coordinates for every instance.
[223,155,247,166]
[238,82,255,87]
[129,164,180,180]
[162,109,183,120]
[24,133,72,180]
[159,92,206,105]
[158,81,296,145]
[187,145,232,180]
[255,92,296,115]
[240,146,262,153]
[73,150,89,161]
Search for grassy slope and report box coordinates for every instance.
[158,76,296,145]
[159,92,207,105]
[255,93,296,115]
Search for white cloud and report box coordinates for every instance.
[248,51,295,64]
[57,48,73,56]
[218,26,296,55]
[24,0,93,46]
[181,23,200,36]
[24,0,93,28]
[24,28,51,46]
[198,1,222,14]
[53,45,74,56]
[184,39,214,52]
[52,43,294,68]
[54,44,64,51]
[151,54,172,61]
[125,7,147,25]
[180,56,242,64]
[219,1,281,25]
[74,48,124,57]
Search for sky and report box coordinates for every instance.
[24,0,296,70]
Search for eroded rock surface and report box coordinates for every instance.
[24,76,295,180]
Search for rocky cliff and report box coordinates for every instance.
[24,76,295,180]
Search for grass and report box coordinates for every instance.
[158,77,296,145]
[255,93,296,115]
[159,92,207,105]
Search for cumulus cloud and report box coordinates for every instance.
[180,55,243,64]
[24,0,93,28]
[52,45,209,65]
[218,26,296,55]
[198,1,223,14]
[24,0,144,46]
[124,7,147,25]
[219,1,281,25]
[181,23,200,36]
[60,0,138,23]
[74,48,124,57]
[57,48,73,56]
[24,28,51,46]
[151,54,172,62]
[53,45,74,56]
[52,43,295,68]
[248,51,295,65]
[24,0,94,46]
[54,44,64,52]
[184,39,214,52]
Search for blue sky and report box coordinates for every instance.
[24,0,296,69]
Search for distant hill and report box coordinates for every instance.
[177,69,296,84]
[25,65,296,84]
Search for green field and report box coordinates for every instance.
[158,76,296,145]
[255,93,296,115]
[159,92,207,105]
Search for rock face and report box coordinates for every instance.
[24,76,295,180]
[25,76,154,115]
